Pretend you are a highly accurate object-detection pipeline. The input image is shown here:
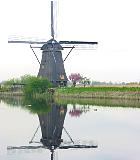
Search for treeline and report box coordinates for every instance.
[91,81,140,86]
[0,75,52,96]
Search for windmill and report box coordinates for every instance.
[8,1,98,87]
[7,103,98,160]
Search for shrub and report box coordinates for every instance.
[23,76,52,96]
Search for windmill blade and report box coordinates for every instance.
[7,145,45,150]
[8,35,48,44]
[59,41,98,45]
[59,144,98,149]
[51,1,55,39]
[59,41,98,50]
[51,42,57,64]
[52,50,57,63]
[8,40,47,44]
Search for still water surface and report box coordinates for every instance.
[0,97,140,160]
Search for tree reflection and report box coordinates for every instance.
[69,104,90,118]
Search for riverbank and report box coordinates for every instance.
[54,86,140,100]
[1,86,140,100]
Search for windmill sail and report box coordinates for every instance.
[51,1,55,39]
[8,40,46,44]
[59,41,98,45]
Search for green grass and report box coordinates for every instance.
[55,86,140,100]
[56,86,140,93]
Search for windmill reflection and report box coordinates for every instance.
[38,104,67,159]
[7,97,97,160]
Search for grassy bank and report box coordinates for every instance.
[1,86,140,100]
[55,86,140,100]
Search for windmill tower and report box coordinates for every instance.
[8,1,98,87]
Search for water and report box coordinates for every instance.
[0,97,140,160]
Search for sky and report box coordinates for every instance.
[0,0,140,82]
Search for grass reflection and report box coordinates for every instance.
[55,97,140,108]
[0,96,140,114]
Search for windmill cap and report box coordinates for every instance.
[41,39,63,51]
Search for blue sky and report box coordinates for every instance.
[1,0,140,82]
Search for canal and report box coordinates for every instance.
[0,96,140,160]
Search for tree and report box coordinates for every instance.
[69,73,82,87]
[23,76,52,96]
[1,75,52,95]
[1,78,21,91]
